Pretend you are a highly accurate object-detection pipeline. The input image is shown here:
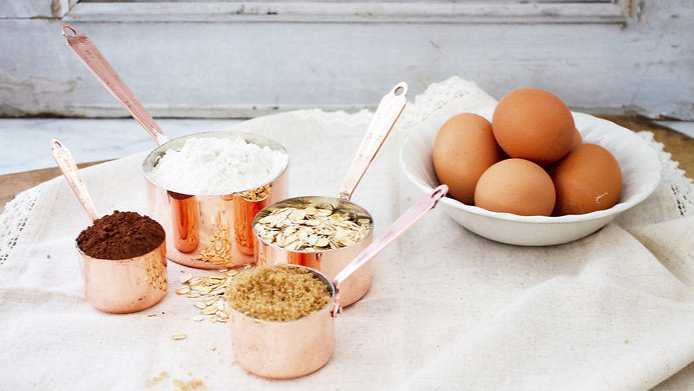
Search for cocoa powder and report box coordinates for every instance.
[77,210,165,260]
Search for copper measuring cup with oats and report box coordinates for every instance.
[229,185,447,379]
[62,24,289,269]
[52,139,167,313]
[252,82,408,306]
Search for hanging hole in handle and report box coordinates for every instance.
[392,82,408,97]
[52,139,64,150]
[431,184,449,201]
[62,24,78,38]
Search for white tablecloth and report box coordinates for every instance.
[2,77,694,390]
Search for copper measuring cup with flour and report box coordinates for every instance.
[229,185,447,379]
[141,131,289,269]
[52,139,167,313]
[252,81,408,307]
[61,24,289,269]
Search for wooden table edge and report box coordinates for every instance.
[1,160,111,215]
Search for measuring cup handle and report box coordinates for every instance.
[337,82,408,201]
[331,185,448,314]
[61,24,169,146]
[51,139,100,221]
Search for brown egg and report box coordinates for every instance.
[570,127,582,151]
[550,143,622,216]
[433,113,505,205]
[474,158,556,216]
[492,88,575,166]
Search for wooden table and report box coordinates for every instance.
[1,116,693,215]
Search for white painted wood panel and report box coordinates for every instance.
[1,1,692,119]
[63,2,627,23]
[0,0,74,18]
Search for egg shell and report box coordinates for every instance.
[492,88,575,166]
[433,113,505,205]
[474,158,556,216]
[570,127,583,151]
[550,143,622,216]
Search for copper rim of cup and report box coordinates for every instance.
[141,131,289,197]
[251,195,373,253]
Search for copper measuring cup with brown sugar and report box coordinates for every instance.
[61,24,289,269]
[52,139,167,313]
[252,81,408,307]
[228,185,448,379]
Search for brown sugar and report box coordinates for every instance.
[226,264,332,322]
[76,210,165,260]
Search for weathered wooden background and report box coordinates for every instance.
[2,0,693,120]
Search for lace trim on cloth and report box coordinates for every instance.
[636,131,694,216]
[286,77,496,134]
[398,77,496,129]
[289,107,374,127]
[0,185,42,268]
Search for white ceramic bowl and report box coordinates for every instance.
[400,107,662,246]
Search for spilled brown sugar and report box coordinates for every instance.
[226,264,331,322]
[77,210,165,260]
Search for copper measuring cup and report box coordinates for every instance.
[141,131,289,269]
[52,139,167,313]
[229,185,448,379]
[61,24,289,269]
[252,81,408,306]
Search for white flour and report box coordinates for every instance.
[146,136,288,195]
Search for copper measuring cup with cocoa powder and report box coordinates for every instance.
[61,24,289,269]
[228,185,448,379]
[52,139,167,313]
[252,82,408,307]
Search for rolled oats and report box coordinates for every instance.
[175,269,237,324]
[254,205,371,252]
[237,183,272,201]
